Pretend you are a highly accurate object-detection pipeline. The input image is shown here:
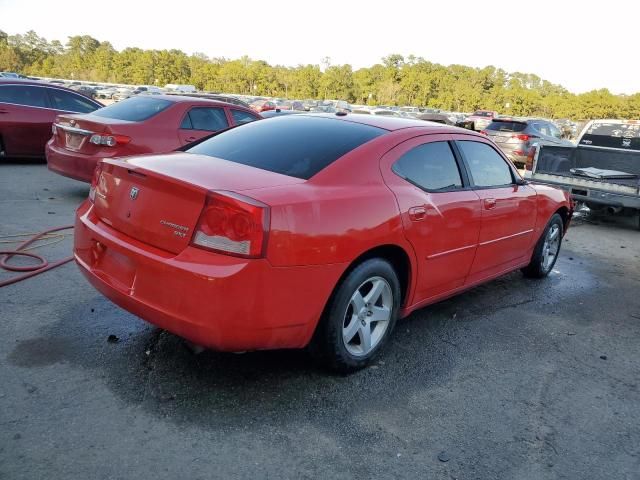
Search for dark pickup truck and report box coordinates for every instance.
[528,119,640,228]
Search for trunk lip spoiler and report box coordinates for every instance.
[53,123,94,136]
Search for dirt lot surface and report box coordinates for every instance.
[1,160,639,479]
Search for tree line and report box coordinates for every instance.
[2,30,639,120]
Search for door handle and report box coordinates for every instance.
[408,206,427,221]
[484,198,497,209]
[186,136,197,142]
[0,109,8,114]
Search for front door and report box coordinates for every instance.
[454,138,537,283]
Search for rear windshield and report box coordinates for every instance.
[92,96,173,121]
[187,116,386,179]
[487,121,527,132]
[579,122,640,151]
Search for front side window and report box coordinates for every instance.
[48,89,99,113]
[0,85,48,108]
[392,141,463,191]
[457,141,513,187]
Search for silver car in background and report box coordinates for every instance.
[483,118,573,166]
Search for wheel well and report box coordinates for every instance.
[337,245,412,305]
[556,206,570,231]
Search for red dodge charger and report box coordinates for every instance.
[74,114,571,372]
[46,95,261,182]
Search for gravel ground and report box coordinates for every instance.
[1,160,639,480]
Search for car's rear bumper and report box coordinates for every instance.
[74,201,346,351]
[45,140,97,183]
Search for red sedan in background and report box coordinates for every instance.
[46,95,261,182]
[249,99,276,113]
[74,114,571,372]
[0,79,102,159]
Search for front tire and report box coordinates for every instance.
[522,213,564,278]
[309,258,401,373]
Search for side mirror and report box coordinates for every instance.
[515,177,528,186]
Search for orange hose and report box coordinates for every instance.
[0,225,74,288]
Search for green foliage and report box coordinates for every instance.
[1,32,638,119]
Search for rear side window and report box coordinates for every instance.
[231,109,259,125]
[93,96,173,121]
[486,121,526,132]
[392,142,463,191]
[579,122,640,151]
[187,116,385,179]
[48,89,98,113]
[182,107,229,131]
[457,141,513,187]
[0,85,48,108]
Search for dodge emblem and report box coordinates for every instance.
[129,186,139,200]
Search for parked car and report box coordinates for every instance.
[482,118,573,167]
[95,87,117,99]
[69,85,98,98]
[0,72,22,79]
[323,99,352,113]
[0,79,102,159]
[529,119,640,225]
[74,114,571,372]
[466,110,498,131]
[46,95,261,182]
[164,84,197,93]
[250,99,276,113]
[111,87,135,102]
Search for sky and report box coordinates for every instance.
[1,0,638,95]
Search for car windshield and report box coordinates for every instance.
[487,121,527,132]
[579,121,640,151]
[187,116,385,179]
[92,96,173,121]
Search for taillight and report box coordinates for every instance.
[88,162,103,203]
[511,134,537,142]
[89,134,131,147]
[191,191,270,258]
[479,130,488,135]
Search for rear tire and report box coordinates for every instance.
[309,258,400,373]
[522,213,564,278]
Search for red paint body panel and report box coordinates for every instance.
[74,116,571,352]
[46,96,260,182]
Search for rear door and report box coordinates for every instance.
[178,106,230,145]
[380,134,482,302]
[0,84,52,156]
[455,138,537,282]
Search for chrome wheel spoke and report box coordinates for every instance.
[343,316,360,343]
[350,291,365,312]
[370,305,390,323]
[364,279,385,306]
[358,324,372,353]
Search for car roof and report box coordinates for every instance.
[301,112,471,133]
[0,78,52,86]
[149,94,252,108]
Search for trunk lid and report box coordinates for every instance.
[93,152,304,254]
[53,113,133,154]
